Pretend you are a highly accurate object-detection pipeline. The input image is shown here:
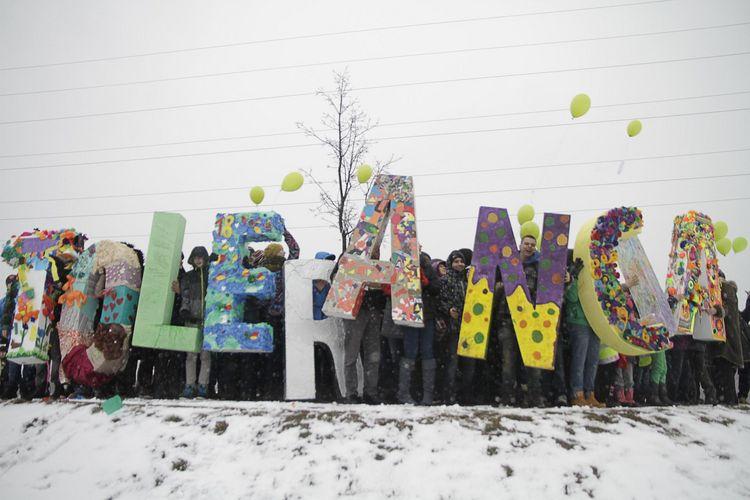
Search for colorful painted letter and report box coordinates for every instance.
[665,211,725,341]
[284,259,348,400]
[573,207,672,355]
[203,212,281,352]
[132,212,202,353]
[323,175,422,327]
[458,208,569,369]
[618,237,677,333]
[58,241,142,387]
[1,229,82,364]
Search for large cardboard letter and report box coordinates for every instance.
[1,229,82,364]
[458,208,569,369]
[618,237,677,333]
[323,175,422,326]
[132,212,202,352]
[203,212,281,352]
[58,241,142,387]
[665,211,725,341]
[574,207,672,355]
[284,259,348,400]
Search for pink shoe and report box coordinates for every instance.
[615,387,626,405]
[624,388,636,406]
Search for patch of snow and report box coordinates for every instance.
[0,400,748,499]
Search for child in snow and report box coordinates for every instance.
[437,250,468,405]
[180,246,211,398]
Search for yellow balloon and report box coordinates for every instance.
[357,164,373,184]
[281,171,304,192]
[570,93,591,119]
[714,221,728,240]
[716,238,732,256]
[249,186,264,205]
[733,236,748,253]
[520,221,540,240]
[627,120,642,137]
[517,204,535,225]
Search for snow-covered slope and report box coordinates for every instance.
[0,400,748,499]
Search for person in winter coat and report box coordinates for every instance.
[432,259,447,279]
[492,235,544,407]
[563,253,604,407]
[313,252,335,321]
[437,250,468,404]
[257,229,299,400]
[398,251,441,405]
[180,246,211,398]
[0,275,19,397]
[341,247,387,404]
[0,275,35,400]
[709,273,744,405]
[45,252,79,399]
[595,345,619,405]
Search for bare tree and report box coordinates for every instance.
[298,70,396,254]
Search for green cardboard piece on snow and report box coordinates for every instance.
[132,212,202,353]
[102,395,123,415]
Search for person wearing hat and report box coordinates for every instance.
[180,246,211,398]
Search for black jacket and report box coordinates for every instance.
[180,247,210,326]
[1,280,19,332]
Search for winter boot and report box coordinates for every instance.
[397,358,416,404]
[571,391,587,407]
[585,392,606,408]
[646,382,662,406]
[421,359,436,406]
[182,384,196,399]
[704,386,717,405]
[658,384,672,405]
[623,388,636,406]
[615,387,626,406]
[196,385,208,399]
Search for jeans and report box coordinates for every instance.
[568,323,600,395]
[344,307,382,398]
[186,350,212,386]
[5,362,36,397]
[498,319,541,397]
[614,358,634,390]
[402,319,435,361]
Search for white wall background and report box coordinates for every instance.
[0,0,748,297]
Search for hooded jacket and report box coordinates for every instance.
[313,252,335,320]
[709,279,744,367]
[439,250,468,319]
[180,246,210,326]
[1,279,19,332]
[493,250,541,319]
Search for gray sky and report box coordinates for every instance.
[1,0,749,296]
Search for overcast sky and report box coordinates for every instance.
[1,0,749,297]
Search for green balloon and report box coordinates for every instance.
[733,236,748,254]
[517,204,535,225]
[357,164,373,184]
[570,93,591,119]
[520,220,540,240]
[627,120,642,137]
[249,186,264,205]
[716,238,732,256]
[281,171,304,192]
[714,221,729,240]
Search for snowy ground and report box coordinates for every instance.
[0,400,748,500]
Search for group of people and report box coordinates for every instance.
[1,231,749,409]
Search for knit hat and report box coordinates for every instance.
[447,250,465,267]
